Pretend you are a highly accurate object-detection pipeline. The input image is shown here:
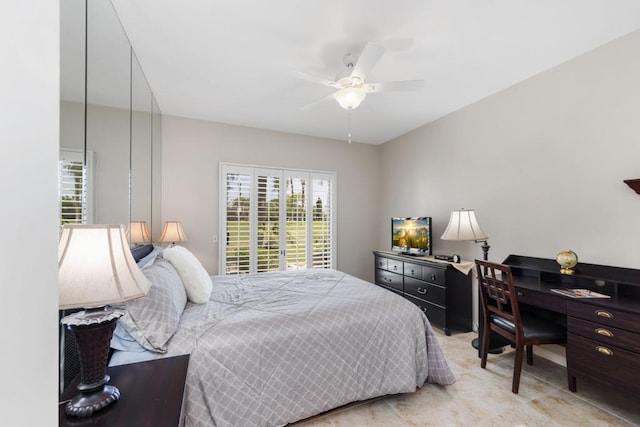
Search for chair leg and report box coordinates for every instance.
[480,325,490,369]
[512,345,525,394]
[526,345,533,365]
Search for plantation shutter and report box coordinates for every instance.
[59,149,93,228]
[220,163,335,275]
[284,172,307,270]
[311,174,333,269]
[256,169,282,272]
[223,167,252,274]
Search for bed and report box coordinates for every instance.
[111,246,455,426]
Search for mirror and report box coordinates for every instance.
[60,0,161,241]
[86,0,131,227]
[131,52,153,232]
[152,97,163,240]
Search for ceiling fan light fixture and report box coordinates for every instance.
[333,86,366,110]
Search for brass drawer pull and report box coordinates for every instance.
[595,328,613,337]
[417,287,427,295]
[595,310,613,318]
[596,346,613,356]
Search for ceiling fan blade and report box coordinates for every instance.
[351,41,385,80]
[366,80,424,93]
[378,38,414,52]
[291,71,338,88]
[301,93,335,111]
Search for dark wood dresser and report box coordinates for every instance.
[501,255,640,397]
[373,251,472,335]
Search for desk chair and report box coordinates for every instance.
[476,260,566,393]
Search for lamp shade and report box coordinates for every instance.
[158,221,187,243]
[441,209,488,241]
[126,221,152,244]
[333,86,366,110]
[58,224,151,310]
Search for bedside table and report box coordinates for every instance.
[59,354,189,427]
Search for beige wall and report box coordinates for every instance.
[380,29,640,269]
[378,29,640,338]
[1,0,59,422]
[161,117,380,281]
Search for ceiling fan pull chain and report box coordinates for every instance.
[347,111,352,144]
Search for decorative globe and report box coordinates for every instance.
[556,250,578,275]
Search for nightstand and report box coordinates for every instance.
[59,354,189,427]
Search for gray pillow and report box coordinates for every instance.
[118,258,187,353]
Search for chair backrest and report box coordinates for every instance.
[475,260,523,337]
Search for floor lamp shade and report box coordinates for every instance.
[441,209,488,242]
[158,221,187,244]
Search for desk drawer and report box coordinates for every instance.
[404,277,445,306]
[516,288,567,313]
[567,333,640,394]
[405,294,446,328]
[568,317,640,353]
[375,269,403,292]
[422,266,445,286]
[568,301,640,333]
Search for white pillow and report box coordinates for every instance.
[163,245,213,303]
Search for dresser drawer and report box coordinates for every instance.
[387,259,403,275]
[375,269,403,292]
[568,317,640,353]
[375,256,387,270]
[404,277,446,306]
[567,333,640,394]
[568,301,640,333]
[405,294,446,328]
[422,266,445,286]
[404,262,423,279]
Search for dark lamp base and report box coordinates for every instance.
[65,384,121,418]
[471,337,504,355]
[61,306,124,418]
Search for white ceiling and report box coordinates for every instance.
[110,0,640,145]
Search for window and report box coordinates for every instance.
[58,149,94,228]
[220,163,335,274]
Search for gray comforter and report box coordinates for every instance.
[167,269,455,426]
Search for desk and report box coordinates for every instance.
[59,355,189,426]
[482,255,640,397]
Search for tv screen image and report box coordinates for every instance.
[391,217,432,256]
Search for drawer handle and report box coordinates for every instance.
[431,274,437,281]
[384,277,391,282]
[393,265,398,271]
[596,346,613,356]
[410,269,416,275]
[417,287,427,295]
[595,310,613,318]
[595,328,613,337]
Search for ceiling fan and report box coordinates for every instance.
[296,41,424,111]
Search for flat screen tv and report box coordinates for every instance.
[391,217,432,256]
